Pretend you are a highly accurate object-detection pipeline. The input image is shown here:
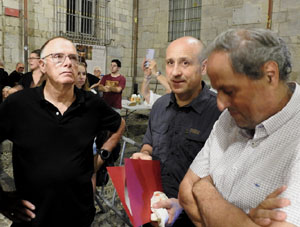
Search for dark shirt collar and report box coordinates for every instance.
[167,81,213,114]
[37,81,85,107]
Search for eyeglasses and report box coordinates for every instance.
[42,53,79,65]
[28,57,40,61]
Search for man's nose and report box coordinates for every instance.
[217,93,230,111]
[63,55,73,66]
[171,63,182,77]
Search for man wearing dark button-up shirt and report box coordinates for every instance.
[0,37,125,227]
[132,36,221,226]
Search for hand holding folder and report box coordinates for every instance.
[107,158,163,227]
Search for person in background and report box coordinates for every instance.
[141,59,171,106]
[8,62,24,87]
[75,62,91,91]
[8,49,45,96]
[131,36,221,226]
[0,60,9,88]
[92,66,104,97]
[179,28,300,227]
[91,59,126,114]
[78,57,100,87]
[93,66,103,79]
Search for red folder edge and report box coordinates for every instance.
[107,166,135,225]
[107,159,163,227]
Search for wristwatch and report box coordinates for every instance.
[99,149,111,160]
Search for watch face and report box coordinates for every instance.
[101,149,110,160]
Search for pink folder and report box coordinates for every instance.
[107,158,163,227]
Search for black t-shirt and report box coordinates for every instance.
[0,68,8,87]
[0,84,121,227]
[8,70,23,87]
[87,73,99,86]
[18,72,33,89]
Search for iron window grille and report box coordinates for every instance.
[168,0,202,41]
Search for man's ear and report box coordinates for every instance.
[201,59,207,76]
[39,59,46,74]
[263,61,279,86]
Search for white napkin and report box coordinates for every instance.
[150,191,169,227]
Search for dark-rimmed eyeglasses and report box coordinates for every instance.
[42,53,79,65]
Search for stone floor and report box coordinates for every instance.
[0,110,149,227]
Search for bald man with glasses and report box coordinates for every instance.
[0,36,125,227]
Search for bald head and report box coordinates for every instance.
[40,36,75,58]
[16,62,25,73]
[165,36,206,105]
[167,36,204,64]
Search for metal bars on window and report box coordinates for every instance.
[55,0,112,46]
[168,0,202,41]
[66,0,94,35]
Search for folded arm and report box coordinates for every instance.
[178,169,204,226]
[192,177,295,227]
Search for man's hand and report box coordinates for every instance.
[152,198,183,226]
[248,186,290,226]
[131,152,152,160]
[0,191,35,223]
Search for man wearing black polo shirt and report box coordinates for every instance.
[132,37,221,226]
[0,36,125,227]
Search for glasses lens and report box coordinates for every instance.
[52,53,64,64]
[49,53,79,65]
[68,54,79,65]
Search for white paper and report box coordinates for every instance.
[146,49,155,60]
[125,183,132,215]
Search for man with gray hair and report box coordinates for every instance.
[179,28,299,227]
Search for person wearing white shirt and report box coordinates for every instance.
[179,28,299,227]
[141,59,171,106]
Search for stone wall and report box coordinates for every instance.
[136,0,300,87]
[272,0,300,82]
[106,0,133,98]
[199,0,300,82]
[0,0,55,73]
[1,0,300,92]
[136,0,169,96]
[1,0,24,72]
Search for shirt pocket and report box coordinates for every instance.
[183,132,205,162]
[151,123,169,162]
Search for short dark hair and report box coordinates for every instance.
[111,59,121,68]
[31,49,41,58]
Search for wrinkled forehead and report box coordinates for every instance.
[43,38,77,56]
